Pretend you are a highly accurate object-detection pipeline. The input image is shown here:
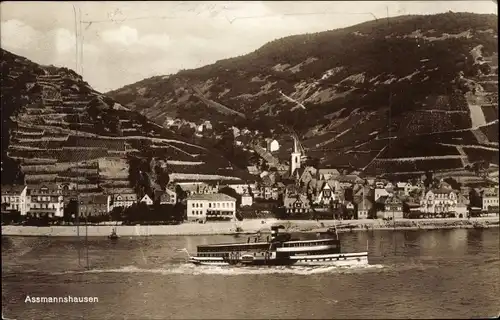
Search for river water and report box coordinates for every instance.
[2,229,499,319]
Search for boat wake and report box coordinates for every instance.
[52,263,385,276]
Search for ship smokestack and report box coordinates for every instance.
[271,229,277,241]
[270,225,284,241]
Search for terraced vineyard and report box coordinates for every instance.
[1,49,244,190]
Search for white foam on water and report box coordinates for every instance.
[54,263,385,276]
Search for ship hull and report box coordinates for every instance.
[188,252,368,267]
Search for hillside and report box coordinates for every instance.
[108,13,498,178]
[0,49,246,194]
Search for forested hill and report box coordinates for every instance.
[109,13,498,177]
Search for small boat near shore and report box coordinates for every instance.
[182,224,369,267]
[108,228,119,240]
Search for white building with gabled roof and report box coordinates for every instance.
[1,185,28,216]
[265,138,280,153]
[186,193,237,222]
[140,194,154,206]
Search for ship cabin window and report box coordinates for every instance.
[284,240,337,248]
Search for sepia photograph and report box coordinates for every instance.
[1,1,499,319]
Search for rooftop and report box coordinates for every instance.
[187,193,236,202]
[336,175,360,183]
[80,194,109,204]
[358,199,374,211]
[154,189,176,202]
[27,184,60,194]
[1,185,27,194]
[220,180,249,185]
[430,188,459,194]
[376,195,389,204]
[318,168,340,174]
[109,188,136,194]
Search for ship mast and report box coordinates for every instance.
[332,219,339,240]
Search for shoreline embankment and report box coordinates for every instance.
[1,217,498,237]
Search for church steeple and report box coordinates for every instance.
[290,135,302,176]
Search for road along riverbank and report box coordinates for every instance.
[1,217,498,237]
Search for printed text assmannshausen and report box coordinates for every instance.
[25,295,99,303]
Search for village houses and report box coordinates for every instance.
[2,128,498,225]
[78,194,112,217]
[154,189,177,205]
[219,180,257,195]
[284,193,310,215]
[377,196,404,219]
[317,168,340,181]
[176,181,219,196]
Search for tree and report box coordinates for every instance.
[123,202,151,222]
[443,177,461,190]
[175,185,187,203]
[248,153,261,166]
[218,186,242,207]
[110,207,123,221]
[468,189,482,208]
[344,188,354,202]
[368,205,378,219]
[471,161,489,178]
[424,171,434,188]
[64,199,78,222]
[154,162,170,189]
[235,211,244,221]
[1,210,21,225]
[479,63,492,75]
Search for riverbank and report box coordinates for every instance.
[1,217,498,237]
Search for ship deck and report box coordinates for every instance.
[199,242,269,247]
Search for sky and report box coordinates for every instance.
[1,1,497,92]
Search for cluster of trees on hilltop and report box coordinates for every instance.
[173,13,497,80]
[128,155,154,198]
[213,130,251,170]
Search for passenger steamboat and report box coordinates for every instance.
[183,225,368,267]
